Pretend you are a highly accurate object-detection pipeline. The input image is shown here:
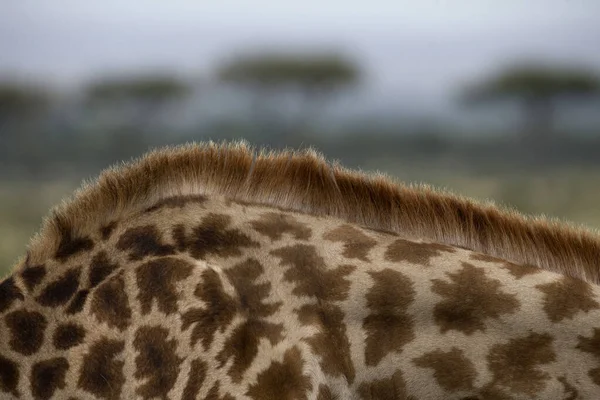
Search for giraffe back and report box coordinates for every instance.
[2,142,600,399]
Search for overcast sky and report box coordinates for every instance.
[1,0,599,103]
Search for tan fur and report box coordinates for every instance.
[23,140,600,284]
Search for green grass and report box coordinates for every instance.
[381,164,600,228]
[2,164,600,278]
[0,181,78,277]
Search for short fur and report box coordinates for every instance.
[23,141,600,284]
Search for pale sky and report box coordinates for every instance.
[1,0,599,104]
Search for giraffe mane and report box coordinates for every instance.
[24,140,600,284]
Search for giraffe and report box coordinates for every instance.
[1,141,600,400]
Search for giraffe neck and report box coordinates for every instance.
[24,141,600,284]
[2,193,600,399]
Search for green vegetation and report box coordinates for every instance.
[86,74,190,105]
[218,53,359,128]
[218,53,359,90]
[0,82,50,120]
[0,181,77,277]
[462,63,600,139]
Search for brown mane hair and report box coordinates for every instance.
[25,141,600,284]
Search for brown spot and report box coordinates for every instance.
[487,332,556,396]
[218,319,284,383]
[0,277,24,313]
[216,259,284,382]
[317,385,335,400]
[363,269,415,366]
[536,277,600,322]
[271,244,355,301]
[21,264,47,291]
[65,289,89,314]
[134,326,182,400]
[413,347,476,391]
[89,251,119,288]
[297,303,355,383]
[30,358,69,400]
[385,238,455,266]
[431,262,520,334]
[558,376,580,400]
[90,273,131,330]
[225,258,282,319]
[502,262,541,279]
[53,323,86,350]
[78,338,125,400]
[5,310,47,355]
[144,194,207,212]
[116,225,176,261]
[182,359,207,400]
[136,257,193,315]
[250,212,311,241]
[357,370,412,400]
[173,213,259,259]
[470,253,541,279]
[55,233,94,261]
[100,221,117,241]
[172,225,186,250]
[473,385,513,400]
[181,269,237,348]
[0,355,19,397]
[204,382,235,400]
[246,346,312,400]
[323,225,377,261]
[576,328,600,386]
[36,267,81,307]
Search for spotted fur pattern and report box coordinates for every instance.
[1,142,600,399]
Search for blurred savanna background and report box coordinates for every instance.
[2,1,600,277]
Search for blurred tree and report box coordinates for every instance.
[218,53,358,90]
[217,53,360,132]
[462,64,600,140]
[0,83,49,125]
[0,82,52,174]
[85,74,191,130]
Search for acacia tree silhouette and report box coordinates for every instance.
[85,74,190,131]
[217,53,359,135]
[462,64,600,141]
